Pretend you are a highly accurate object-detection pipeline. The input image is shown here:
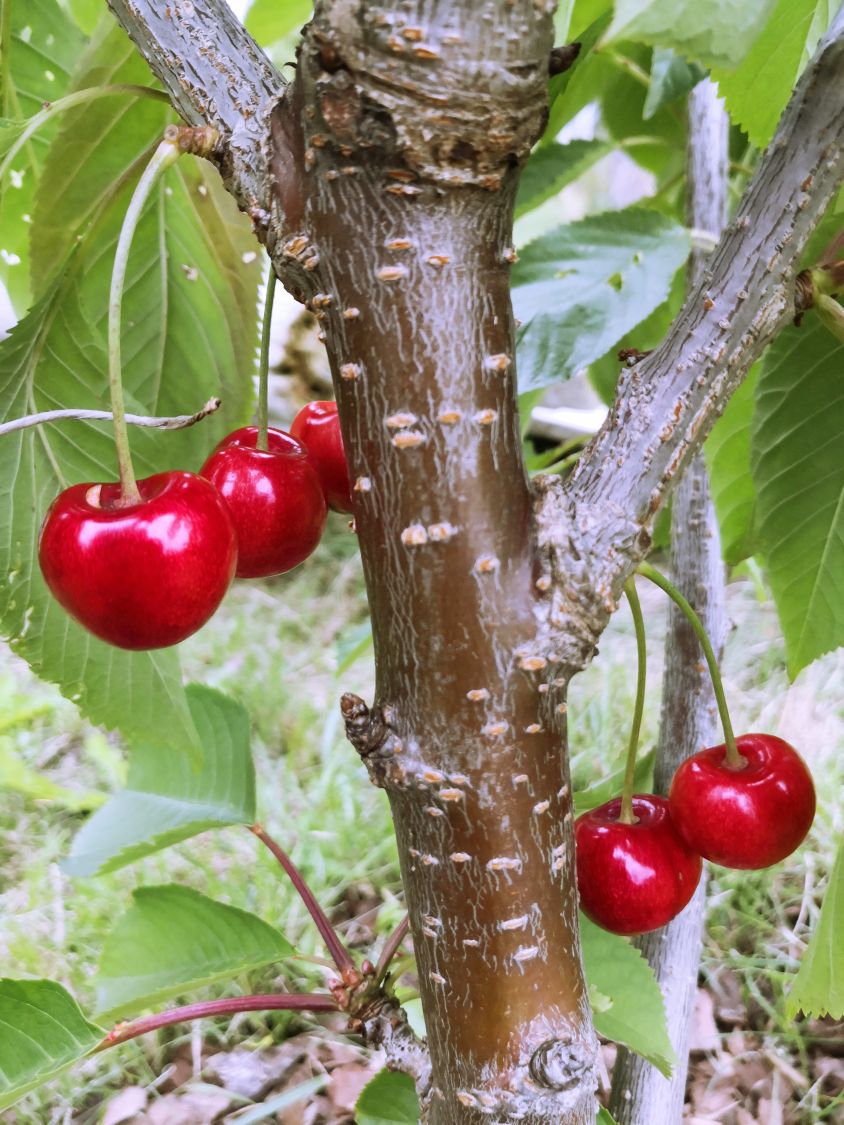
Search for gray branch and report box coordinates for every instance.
[538,5,844,671]
[106,0,286,215]
[608,83,730,1125]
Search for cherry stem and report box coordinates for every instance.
[637,561,742,767]
[256,269,277,452]
[0,398,221,438]
[375,915,410,984]
[0,85,168,186]
[250,824,357,978]
[94,992,338,1052]
[619,578,647,825]
[109,138,182,504]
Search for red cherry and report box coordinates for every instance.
[290,401,353,513]
[575,795,702,936]
[200,426,327,578]
[668,734,815,869]
[38,471,237,650]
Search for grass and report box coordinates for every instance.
[0,528,841,1121]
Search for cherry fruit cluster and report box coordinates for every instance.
[574,572,816,937]
[575,736,816,937]
[38,402,352,651]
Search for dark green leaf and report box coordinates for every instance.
[356,1070,420,1125]
[705,366,758,565]
[714,0,834,149]
[0,0,84,310]
[546,13,614,139]
[605,0,778,69]
[0,280,199,751]
[64,686,256,876]
[95,885,293,1019]
[588,268,685,404]
[513,209,690,391]
[581,914,675,1076]
[0,979,102,1110]
[516,139,612,219]
[66,0,102,33]
[751,316,844,676]
[644,49,706,119]
[786,839,844,1019]
[0,25,260,744]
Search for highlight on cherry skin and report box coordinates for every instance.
[574,794,703,936]
[669,733,816,870]
[200,425,327,579]
[290,400,353,513]
[38,471,238,651]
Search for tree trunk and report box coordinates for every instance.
[281,6,597,1122]
[610,79,729,1124]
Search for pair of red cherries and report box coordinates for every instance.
[38,402,350,651]
[575,734,816,936]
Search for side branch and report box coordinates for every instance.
[536,7,844,669]
[107,0,286,215]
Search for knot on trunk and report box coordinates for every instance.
[298,0,555,189]
[341,694,406,787]
[529,1036,593,1091]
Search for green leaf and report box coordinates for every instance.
[546,12,614,139]
[65,0,102,33]
[0,281,199,752]
[0,0,85,310]
[581,914,675,1076]
[705,365,758,565]
[512,208,690,391]
[95,885,293,1019]
[588,268,685,404]
[30,25,261,459]
[786,838,844,1019]
[574,749,655,813]
[245,0,313,44]
[605,0,777,69]
[644,49,706,120]
[356,1070,420,1125]
[0,25,260,746]
[516,139,612,219]
[751,316,844,676]
[0,979,102,1110]
[598,1110,620,1125]
[714,0,835,149]
[64,685,256,877]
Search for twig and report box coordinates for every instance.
[95,992,338,1051]
[250,824,358,981]
[0,398,222,438]
[375,915,410,983]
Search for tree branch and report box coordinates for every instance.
[95,993,338,1050]
[609,79,729,1125]
[106,0,286,216]
[537,5,844,671]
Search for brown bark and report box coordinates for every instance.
[104,2,844,1122]
[281,8,596,1121]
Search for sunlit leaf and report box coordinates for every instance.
[64,685,256,876]
[95,884,292,1019]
